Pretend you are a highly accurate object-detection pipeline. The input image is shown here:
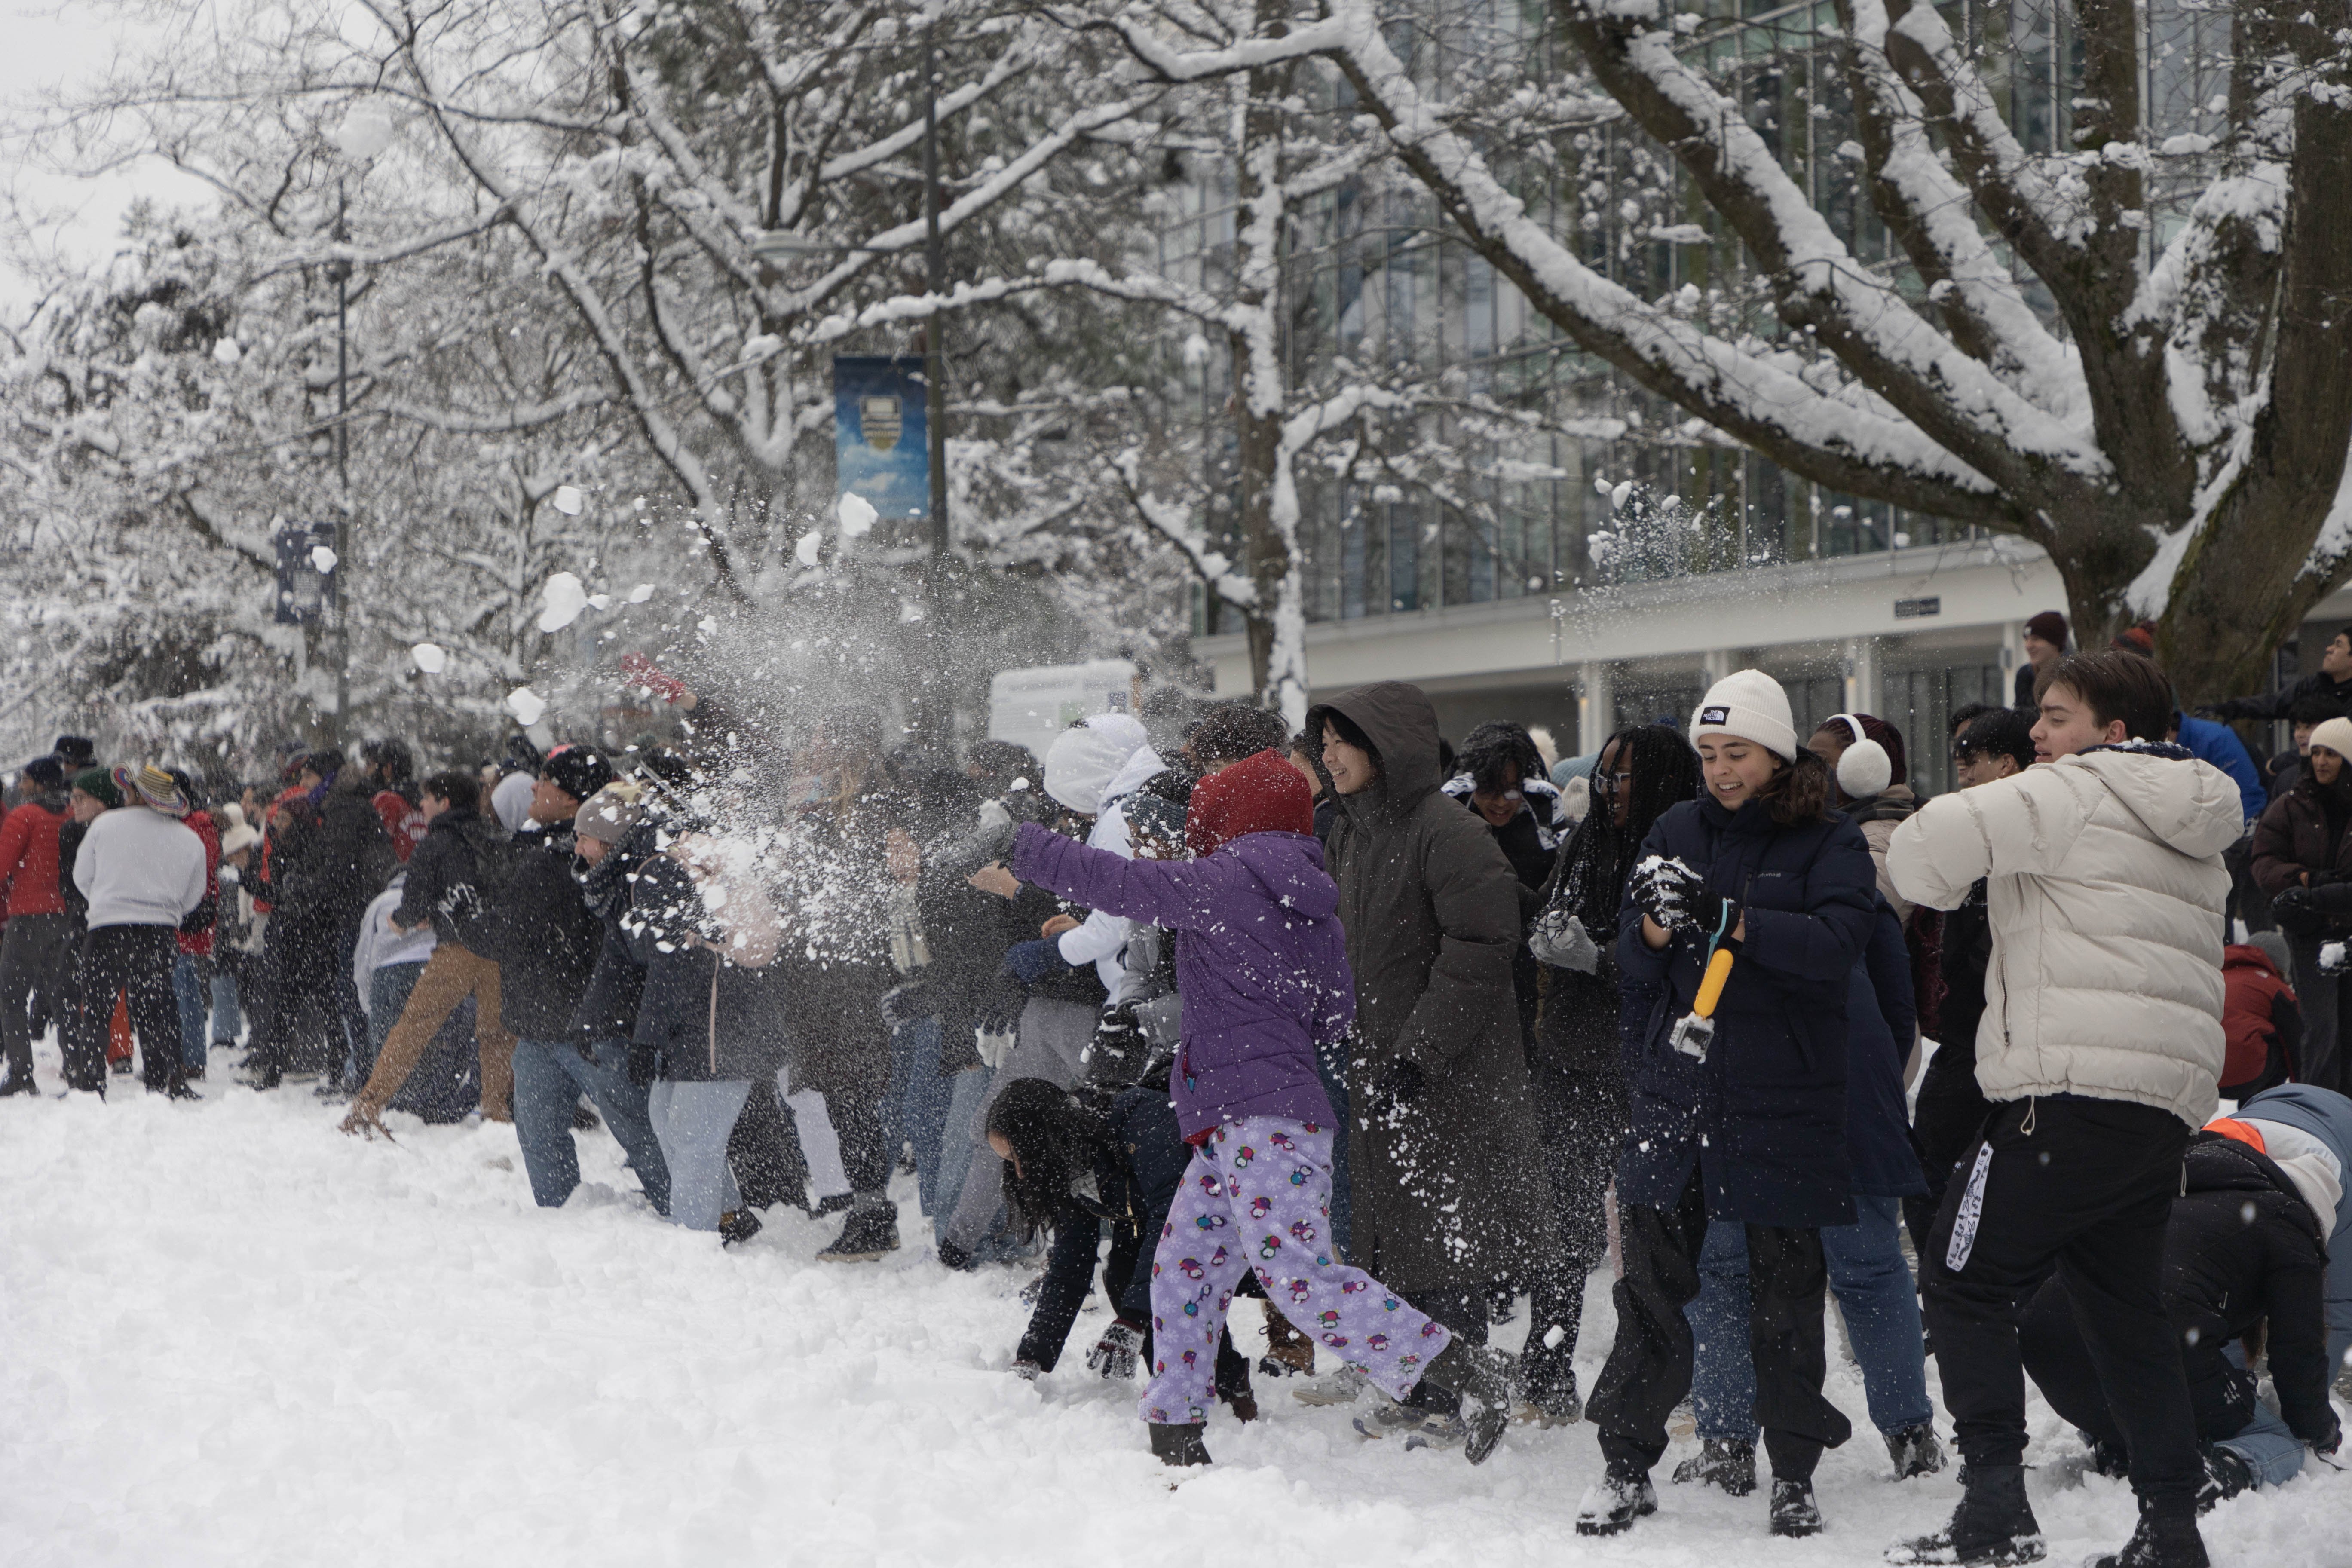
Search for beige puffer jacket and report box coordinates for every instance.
[1886,747,2240,1127]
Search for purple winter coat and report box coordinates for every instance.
[1011,821,1348,1139]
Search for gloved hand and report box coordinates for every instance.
[2323,941,2349,977]
[2273,884,2327,935]
[1371,1057,1426,1114]
[937,1237,976,1272]
[1085,1318,1147,1380]
[974,1023,1017,1070]
[2310,1409,2343,1457]
[1085,1004,1147,1085]
[1526,908,1599,973]
[1002,937,1072,988]
[1630,856,1706,931]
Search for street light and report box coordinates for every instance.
[324,101,395,744]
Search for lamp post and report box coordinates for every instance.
[327,101,395,744]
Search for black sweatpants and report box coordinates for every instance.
[2016,1277,2254,1457]
[2288,937,2343,1093]
[66,925,184,1094]
[1587,1169,1852,1480]
[1397,1284,1491,1417]
[1921,1096,2199,1514]
[1520,1065,1622,1403]
[1904,1049,1993,1258]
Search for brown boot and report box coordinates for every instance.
[1261,1304,1315,1375]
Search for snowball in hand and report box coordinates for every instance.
[310,546,337,573]
[538,572,591,632]
[837,491,879,538]
[410,643,447,674]
[507,687,547,726]
[551,485,584,516]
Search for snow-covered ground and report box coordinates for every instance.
[5,1045,2349,1568]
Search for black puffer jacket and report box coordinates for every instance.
[392,806,506,946]
[2164,1133,2337,1447]
[476,826,601,1041]
[623,844,789,1084]
[573,825,654,1047]
[273,772,395,924]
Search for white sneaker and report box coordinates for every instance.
[1292,1364,1369,1406]
[1353,1401,1466,1449]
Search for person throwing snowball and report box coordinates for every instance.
[1001,745,1519,1466]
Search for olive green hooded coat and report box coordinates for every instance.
[1313,682,1554,1293]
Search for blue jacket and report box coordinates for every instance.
[2237,1083,2352,1372]
[1615,796,1878,1227]
[1849,896,1927,1197]
[2175,714,2266,821]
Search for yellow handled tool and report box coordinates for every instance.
[1670,947,1737,1062]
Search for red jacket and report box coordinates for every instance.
[0,800,67,917]
[374,789,426,863]
[2221,943,2300,1099]
[177,810,222,958]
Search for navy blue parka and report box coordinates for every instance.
[1614,794,1877,1227]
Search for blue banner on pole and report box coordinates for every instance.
[273,522,338,625]
[833,355,930,525]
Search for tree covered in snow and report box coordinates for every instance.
[1109,0,2352,697]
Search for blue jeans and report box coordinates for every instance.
[882,1017,955,1214]
[511,1036,672,1216]
[172,955,207,1075]
[1692,1194,1932,1439]
[365,964,479,1121]
[932,1064,992,1245]
[646,1079,753,1232]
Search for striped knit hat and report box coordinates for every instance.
[113,763,189,817]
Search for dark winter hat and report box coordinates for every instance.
[1124,790,1189,855]
[23,756,66,790]
[2025,610,2068,646]
[1185,747,1312,858]
[303,747,346,779]
[52,735,95,769]
[540,744,616,805]
[2111,622,2158,658]
[73,767,123,810]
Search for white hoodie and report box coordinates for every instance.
[1888,745,2242,1127]
[1042,715,1166,1001]
[74,805,208,931]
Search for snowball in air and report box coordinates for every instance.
[411,642,447,673]
[333,101,396,161]
[212,338,242,365]
[794,530,823,567]
[310,546,338,573]
[627,583,655,603]
[1609,481,1633,510]
[507,687,548,726]
[538,572,592,632]
[837,491,879,538]
[552,485,584,516]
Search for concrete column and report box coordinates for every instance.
[1843,636,1881,717]
[1701,647,1738,686]
[2000,619,2025,693]
[1578,660,1614,755]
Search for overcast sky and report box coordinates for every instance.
[0,3,215,317]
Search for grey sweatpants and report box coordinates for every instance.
[647,1079,753,1232]
[939,997,1096,1253]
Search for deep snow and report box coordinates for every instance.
[5,1043,2350,1568]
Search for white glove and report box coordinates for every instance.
[975,1026,1017,1069]
[2322,942,2349,977]
[1527,909,1599,973]
[1085,1320,1146,1380]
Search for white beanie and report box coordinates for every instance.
[2311,717,2352,764]
[1692,670,1798,763]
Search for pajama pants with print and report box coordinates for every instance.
[1141,1116,1452,1425]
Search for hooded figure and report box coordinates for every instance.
[1305,685,1553,1332]
[1041,714,1165,1001]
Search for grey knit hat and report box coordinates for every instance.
[573,781,648,845]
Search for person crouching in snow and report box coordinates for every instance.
[999,746,1518,1466]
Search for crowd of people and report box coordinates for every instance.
[5,617,2352,1568]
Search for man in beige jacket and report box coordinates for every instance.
[1883,651,2241,1568]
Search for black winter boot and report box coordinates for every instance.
[1420,1339,1516,1465]
[2194,1446,2254,1513]
[1771,1477,1823,1538]
[1885,1463,2046,1565]
[1148,1422,1211,1467]
[1576,1465,1659,1537]
[1672,1436,1758,1496]
[817,1198,900,1262]
[2089,1509,2209,1568]
[1886,1422,1948,1480]
[717,1209,763,1248]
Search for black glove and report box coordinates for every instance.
[627,1042,658,1087]
[1371,1058,1426,1113]
[2310,1409,2343,1458]
[1085,1004,1147,1087]
[937,1237,976,1272]
[1632,857,1736,936]
[2273,884,2327,935]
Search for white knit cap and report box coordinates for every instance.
[1692,670,1798,763]
[2311,717,2352,763]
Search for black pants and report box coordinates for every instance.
[2017,1277,2253,1458]
[2288,937,2342,1093]
[1904,1049,1993,1259]
[254,910,361,1078]
[790,963,896,1197]
[726,1075,812,1210]
[1921,1096,2199,1514]
[1398,1284,1491,1417]
[65,926,184,1094]
[1588,1170,1850,1479]
[0,911,74,1084]
[1521,1065,1623,1402]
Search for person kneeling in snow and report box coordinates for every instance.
[1001,746,1517,1467]
[989,1074,1254,1418]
